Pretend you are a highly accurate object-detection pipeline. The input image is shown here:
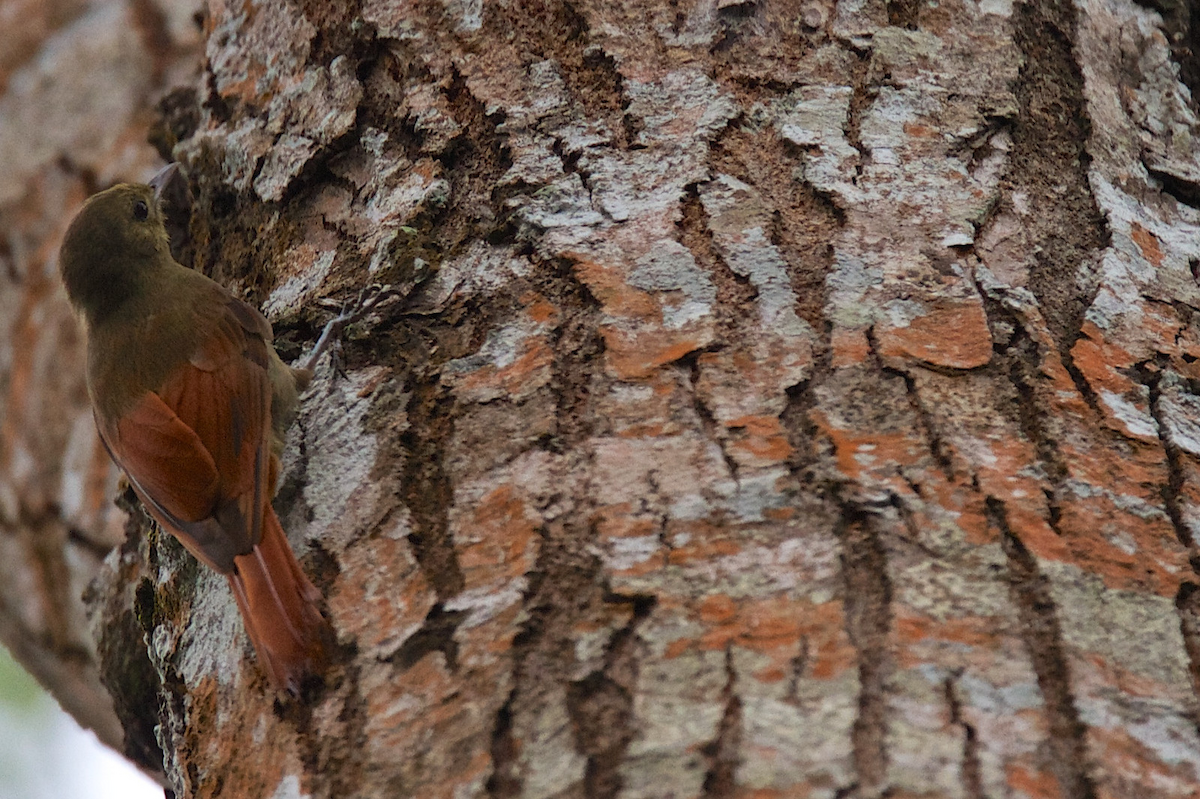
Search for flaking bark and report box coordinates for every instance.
[4,0,1200,797]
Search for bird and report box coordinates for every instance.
[58,166,331,696]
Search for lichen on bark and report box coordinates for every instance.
[6,0,1200,796]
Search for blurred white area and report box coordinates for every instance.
[0,645,163,799]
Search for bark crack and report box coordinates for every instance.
[886,0,921,30]
[388,604,465,670]
[700,644,743,799]
[1140,364,1200,721]
[485,0,637,149]
[488,254,616,798]
[1006,0,1109,353]
[1146,167,1200,210]
[835,501,894,796]
[987,497,1098,799]
[435,66,516,248]
[980,296,1075,534]
[1175,584,1200,736]
[399,378,466,601]
[1126,0,1200,123]
[567,593,655,799]
[303,662,371,799]
[486,696,520,798]
[678,184,758,345]
[893,364,956,481]
[705,124,840,337]
[685,352,741,482]
[543,254,603,449]
[1141,363,1200,556]
[943,671,986,799]
[843,53,876,178]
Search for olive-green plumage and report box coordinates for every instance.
[59,180,328,695]
[59,183,301,457]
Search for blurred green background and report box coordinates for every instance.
[0,645,162,799]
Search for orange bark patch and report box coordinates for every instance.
[875,299,993,369]
[662,597,855,682]
[918,476,995,545]
[458,337,554,400]
[188,677,298,799]
[457,602,525,661]
[1130,221,1164,267]
[1006,763,1064,799]
[1174,322,1200,373]
[662,518,755,566]
[362,652,475,774]
[595,508,659,539]
[1070,328,1159,442]
[727,415,793,465]
[447,293,563,402]
[666,534,743,566]
[1141,301,1187,354]
[1081,652,1185,701]
[216,61,271,106]
[329,535,436,656]
[970,434,1052,516]
[894,614,1004,654]
[1089,723,1200,797]
[699,594,738,624]
[602,326,710,380]
[521,291,559,324]
[1069,327,1134,389]
[831,327,871,367]
[1054,494,1187,596]
[458,485,540,588]
[812,412,928,479]
[1056,439,1166,492]
[573,258,659,320]
[1001,502,1073,564]
[595,500,663,577]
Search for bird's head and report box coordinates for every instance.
[59,181,172,322]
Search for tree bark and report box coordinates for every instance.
[5,0,1200,796]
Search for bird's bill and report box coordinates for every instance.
[148,163,181,200]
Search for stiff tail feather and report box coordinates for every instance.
[228,507,329,695]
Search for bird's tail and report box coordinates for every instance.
[228,507,330,695]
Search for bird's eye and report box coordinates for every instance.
[133,200,149,221]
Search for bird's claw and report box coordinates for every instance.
[301,283,399,374]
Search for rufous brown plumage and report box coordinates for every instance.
[59,175,330,695]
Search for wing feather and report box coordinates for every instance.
[102,298,273,573]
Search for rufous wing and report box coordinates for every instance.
[99,319,269,572]
[99,299,329,693]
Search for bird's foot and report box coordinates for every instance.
[301,283,402,373]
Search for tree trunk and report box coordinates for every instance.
[5,0,1200,796]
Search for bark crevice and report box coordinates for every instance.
[943,672,986,799]
[988,497,1098,799]
[700,644,743,799]
[1007,0,1109,353]
[836,505,894,796]
[1143,364,1200,720]
[398,379,466,600]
